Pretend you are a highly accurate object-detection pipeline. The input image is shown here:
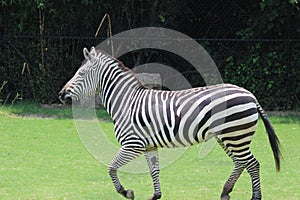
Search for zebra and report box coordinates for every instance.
[59,47,281,200]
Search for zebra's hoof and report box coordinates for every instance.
[148,194,161,200]
[125,189,134,200]
[221,194,230,200]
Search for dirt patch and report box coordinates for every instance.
[19,113,58,119]
[41,103,68,109]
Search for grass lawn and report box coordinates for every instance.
[0,103,299,199]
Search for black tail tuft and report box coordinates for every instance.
[257,103,282,172]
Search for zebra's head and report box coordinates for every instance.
[59,47,102,104]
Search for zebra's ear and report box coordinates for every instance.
[90,47,97,56]
[83,47,95,61]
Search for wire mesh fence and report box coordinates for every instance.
[0,0,299,110]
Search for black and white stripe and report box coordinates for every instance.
[59,47,281,200]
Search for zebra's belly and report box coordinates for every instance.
[137,107,259,149]
[136,120,213,149]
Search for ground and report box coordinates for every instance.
[0,103,299,199]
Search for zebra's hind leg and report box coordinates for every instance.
[246,157,261,200]
[217,140,247,200]
[108,146,144,200]
[221,159,247,200]
[145,148,161,200]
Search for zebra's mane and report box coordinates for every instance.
[96,50,145,88]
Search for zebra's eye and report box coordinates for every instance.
[77,67,89,76]
[78,71,85,76]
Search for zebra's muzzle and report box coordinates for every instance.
[58,89,72,104]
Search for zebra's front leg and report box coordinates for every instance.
[108,146,144,200]
[145,148,162,200]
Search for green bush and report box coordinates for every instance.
[220,0,300,110]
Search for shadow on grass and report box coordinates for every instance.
[0,101,111,121]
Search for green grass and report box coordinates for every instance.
[0,103,299,199]
[0,102,111,120]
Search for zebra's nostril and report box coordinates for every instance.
[58,92,72,104]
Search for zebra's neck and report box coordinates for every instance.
[98,55,144,120]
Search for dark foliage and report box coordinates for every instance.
[0,0,299,110]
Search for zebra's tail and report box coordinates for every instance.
[257,103,282,172]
